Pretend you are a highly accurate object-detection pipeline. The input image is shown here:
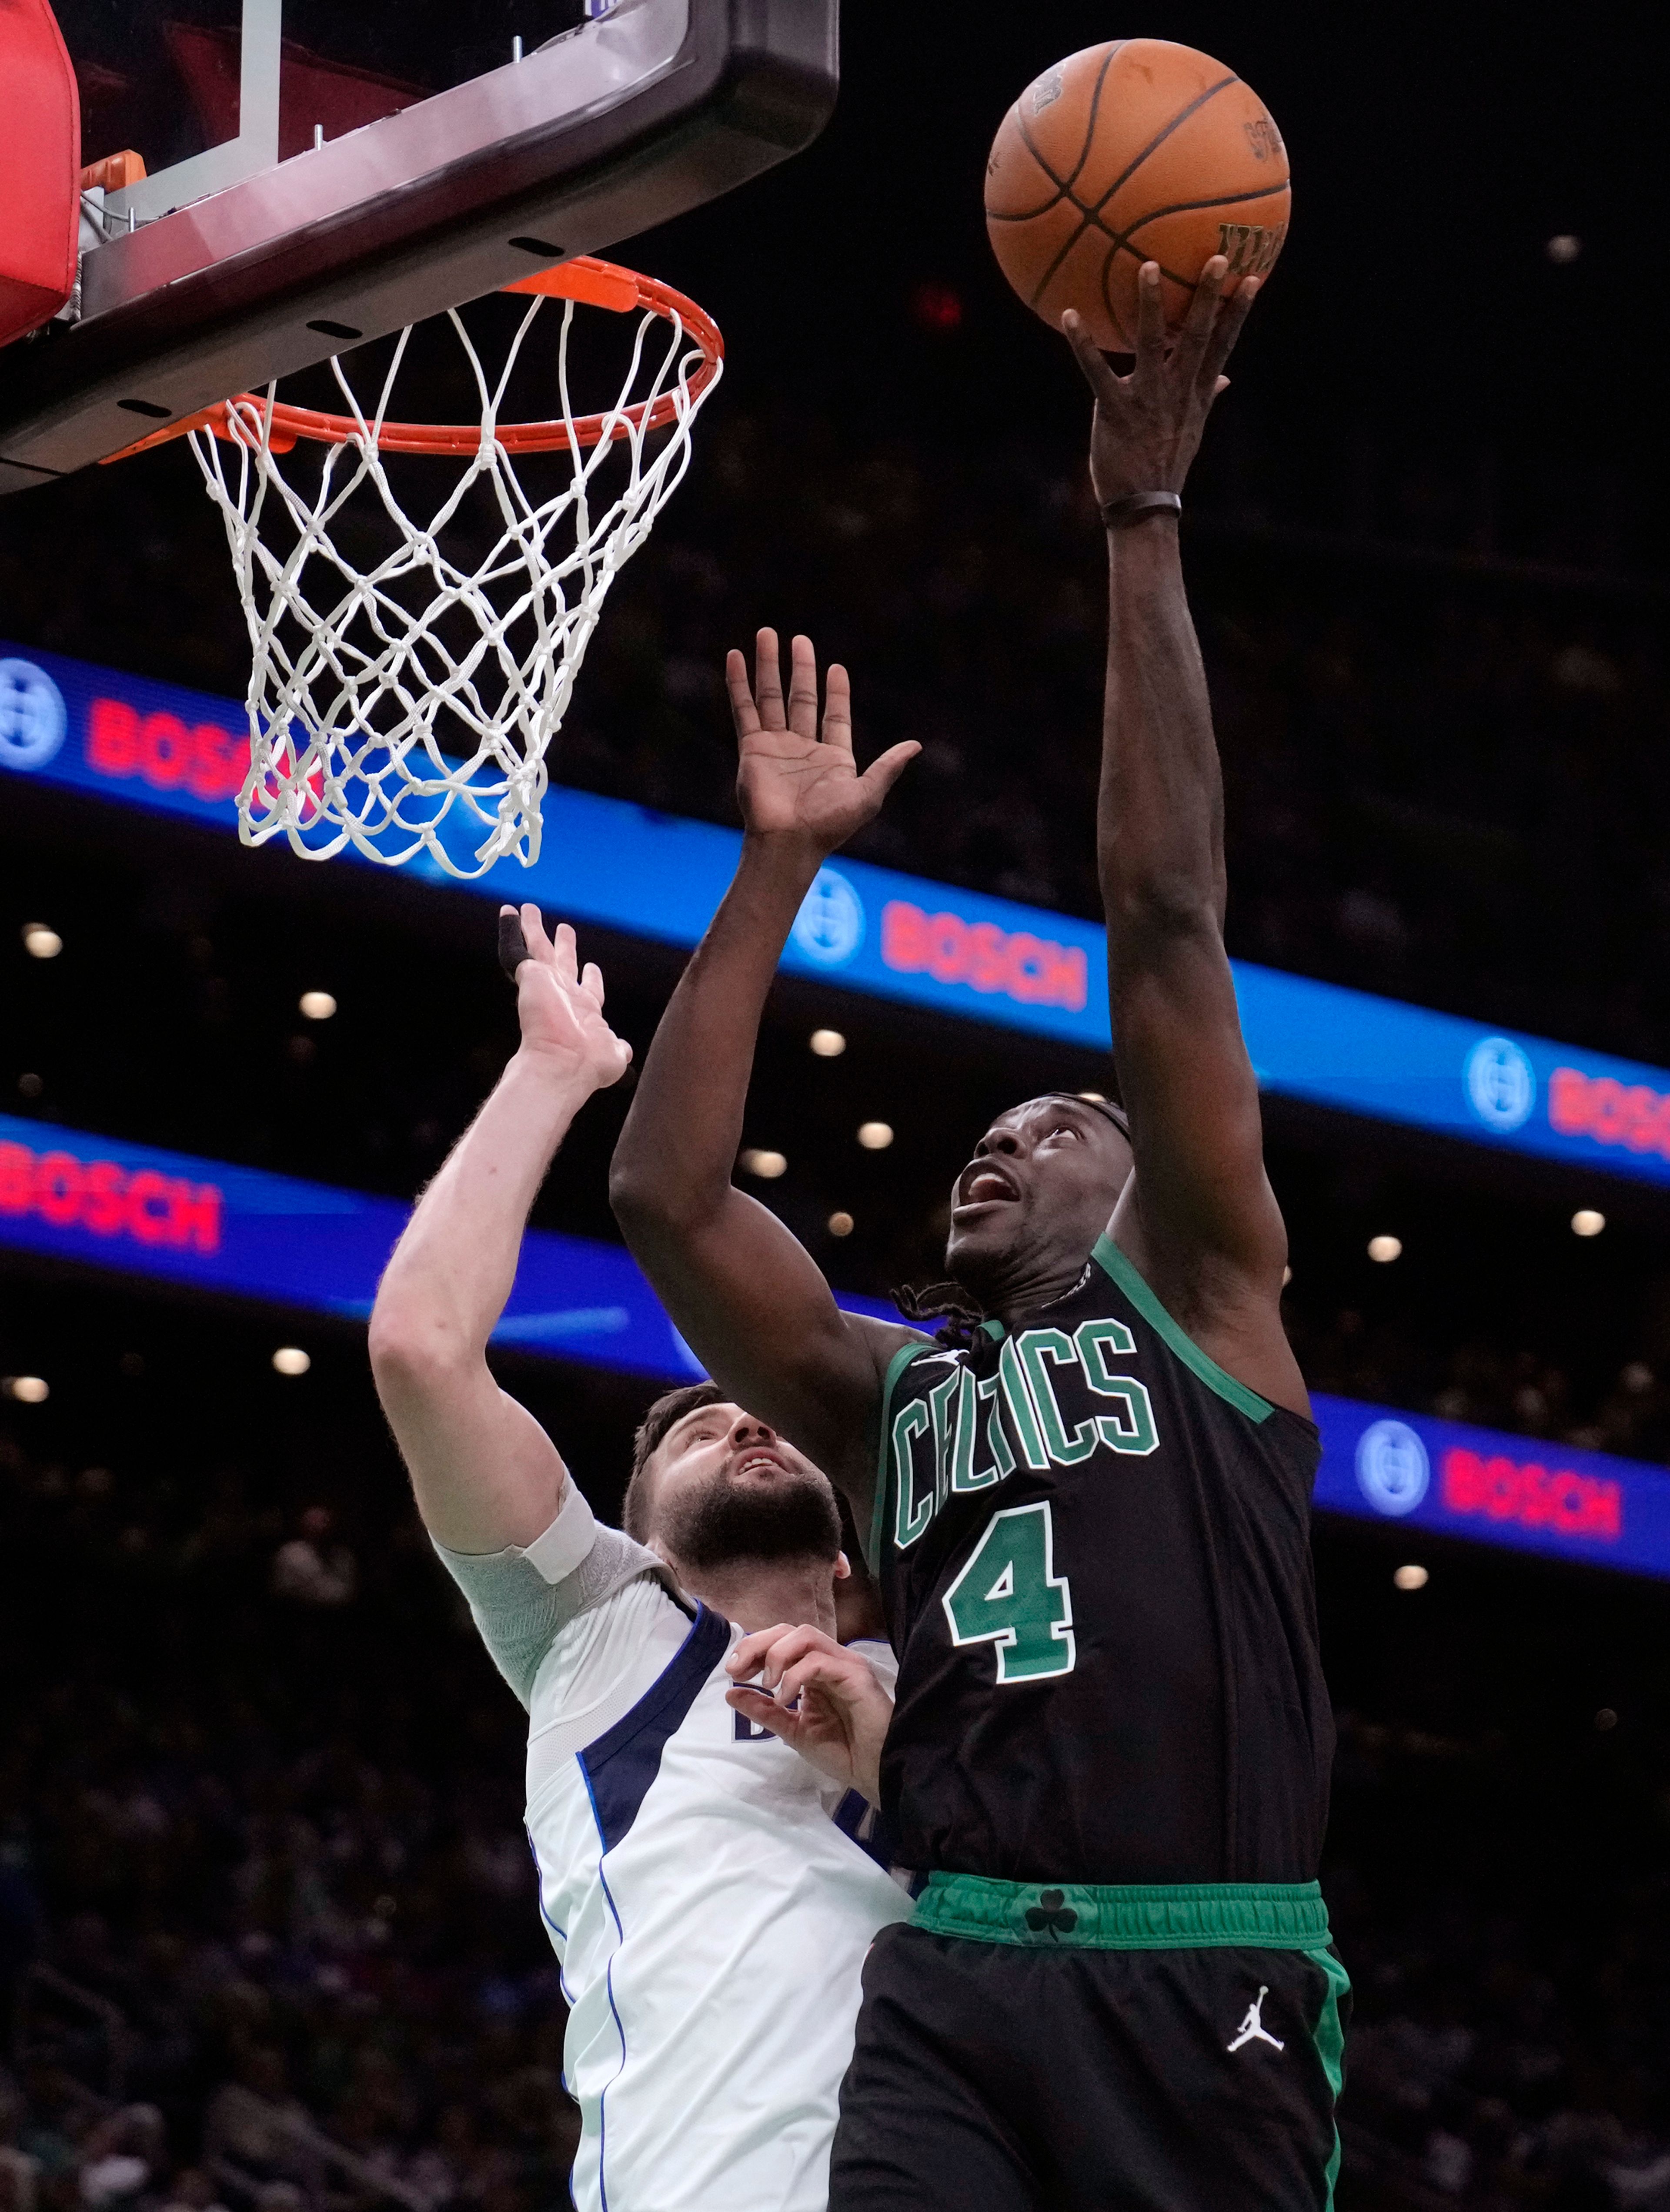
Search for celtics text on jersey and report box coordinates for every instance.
[869,1233,1335,1887]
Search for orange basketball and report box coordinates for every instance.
[985,40,1290,351]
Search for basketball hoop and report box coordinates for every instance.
[113,258,723,875]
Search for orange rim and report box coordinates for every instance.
[106,257,724,463]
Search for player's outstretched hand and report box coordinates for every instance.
[725,1622,893,1805]
[727,629,918,856]
[1062,255,1259,509]
[501,906,633,1094]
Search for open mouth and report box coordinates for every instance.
[730,1450,788,1480]
[954,1162,1021,1214]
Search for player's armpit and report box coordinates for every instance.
[1091,586,1299,1411]
[1102,933,1304,1412]
[1105,927,1281,1274]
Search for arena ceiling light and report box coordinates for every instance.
[21,923,61,958]
[809,1030,847,1058]
[1572,1208,1606,1238]
[271,1346,311,1376]
[828,1211,855,1238]
[1367,1235,1403,1264]
[1393,1564,1428,1591]
[1,1375,49,1402]
[857,1122,895,1151]
[739,1149,787,1181]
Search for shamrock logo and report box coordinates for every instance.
[1025,1888,1078,1940]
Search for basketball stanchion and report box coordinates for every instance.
[107,258,723,877]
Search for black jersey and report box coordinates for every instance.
[869,1233,1333,1886]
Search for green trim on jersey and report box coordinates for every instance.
[911,1871,1330,1951]
[871,1339,931,1573]
[1091,1235,1274,1425]
[1312,1945,1351,2208]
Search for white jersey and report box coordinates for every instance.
[436,1481,909,2212]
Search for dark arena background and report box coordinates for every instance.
[3,6,1670,2209]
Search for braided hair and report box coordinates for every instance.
[892,1092,1131,1372]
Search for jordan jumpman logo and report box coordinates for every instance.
[1227,1986,1285,2053]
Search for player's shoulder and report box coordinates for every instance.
[553,1526,693,1651]
[524,1563,705,1794]
[846,1311,935,1385]
[1088,1228,1316,1436]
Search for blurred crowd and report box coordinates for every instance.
[1325,1711,1670,2212]
[3,1391,1670,2212]
[0,1428,578,2212]
[1291,1317,1670,1469]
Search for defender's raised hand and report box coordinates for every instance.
[728,629,918,854]
[725,1622,893,1804]
[1063,256,1259,509]
[501,906,632,1093]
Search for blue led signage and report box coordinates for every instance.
[1312,1393,1670,1583]
[3,1110,1670,1585]
[0,1111,896,1382]
[6,640,1670,1188]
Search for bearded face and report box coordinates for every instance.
[645,1402,842,1572]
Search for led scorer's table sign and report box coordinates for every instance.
[5,642,1670,1188]
[0,1109,775,1381]
[3,1108,1668,1583]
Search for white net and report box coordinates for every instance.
[188,276,721,876]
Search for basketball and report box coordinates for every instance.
[985,39,1290,351]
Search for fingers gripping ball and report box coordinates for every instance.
[985,39,1289,351]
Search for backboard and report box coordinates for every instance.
[0,0,837,493]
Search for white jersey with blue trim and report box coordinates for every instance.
[434,1479,909,2212]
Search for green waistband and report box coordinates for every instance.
[910,1873,1333,1952]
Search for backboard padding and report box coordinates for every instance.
[0,0,837,492]
[0,0,81,349]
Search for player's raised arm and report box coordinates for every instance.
[369,911,632,1551]
[609,631,923,1512]
[1063,258,1307,1416]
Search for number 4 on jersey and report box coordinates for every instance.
[941,1501,1075,1685]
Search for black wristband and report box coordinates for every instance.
[1100,490,1182,529]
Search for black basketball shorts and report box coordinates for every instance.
[830,1875,1349,2212]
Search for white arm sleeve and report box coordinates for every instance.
[432,1479,678,1710]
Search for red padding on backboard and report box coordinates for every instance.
[0,0,80,346]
